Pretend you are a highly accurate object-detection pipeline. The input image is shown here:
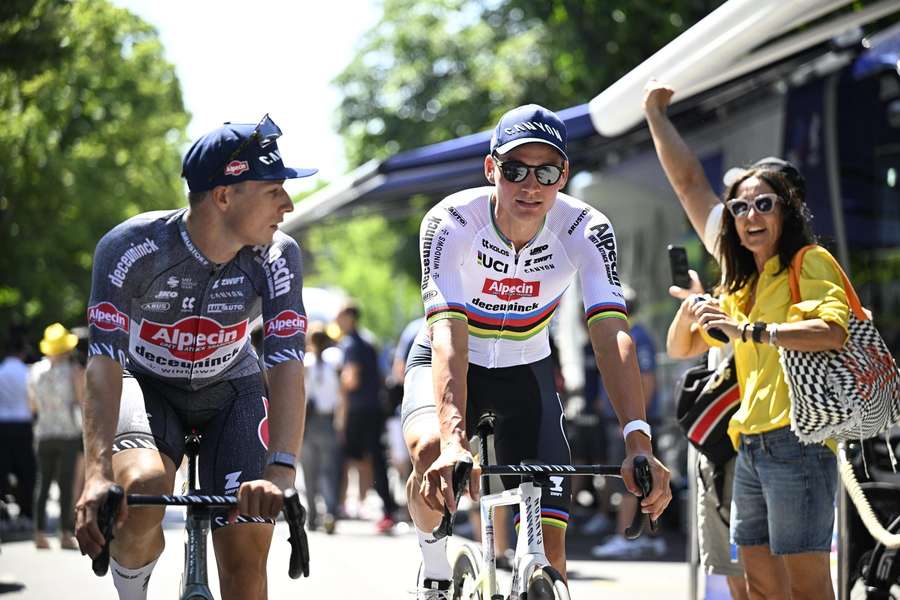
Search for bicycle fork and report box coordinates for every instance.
[479,481,548,599]
[181,507,214,600]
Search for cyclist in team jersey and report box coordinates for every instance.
[402,104,673,598]
[74,115,314,600]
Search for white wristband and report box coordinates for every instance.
[622,419,652,441]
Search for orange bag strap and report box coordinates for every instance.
[788,244,869,321]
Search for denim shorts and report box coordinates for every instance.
[730,425,837,555]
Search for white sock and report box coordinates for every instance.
[417,527,451,581]
[110,556,158,600]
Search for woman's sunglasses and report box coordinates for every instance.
[725,193,780,218]
[492,155,564,186]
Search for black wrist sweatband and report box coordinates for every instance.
[752,321,766,344]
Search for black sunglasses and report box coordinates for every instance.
[210,113,282,182]
[492,155,564,186]
[726,193,780,218]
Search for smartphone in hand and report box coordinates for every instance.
[667,245,692,289]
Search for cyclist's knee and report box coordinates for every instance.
[408,430,441,474]
[214,525,270,595]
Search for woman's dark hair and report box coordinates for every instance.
[718,167,816,294]
[309,330,331,355]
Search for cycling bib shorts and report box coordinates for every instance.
[114,371,272,530]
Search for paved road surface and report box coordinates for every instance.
[0,519,690,599]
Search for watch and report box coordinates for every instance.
[266,451,297,469]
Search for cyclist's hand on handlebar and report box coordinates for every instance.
[75,474,125,559]
[232,472,287,523]
[621,450,672,522]
[420,443,481,513]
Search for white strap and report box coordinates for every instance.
[622,419,652,441]
[838,443,900,549]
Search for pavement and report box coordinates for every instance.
[0,515,691,599]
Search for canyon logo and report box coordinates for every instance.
[482,278,541,301]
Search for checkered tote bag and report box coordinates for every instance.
[780,245,900,444]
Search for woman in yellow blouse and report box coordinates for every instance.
[667,167,849,600]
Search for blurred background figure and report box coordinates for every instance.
[28,323,84,550]
[301,323,342,534]
[335,302,398,533]
[587,285,666,559]
[0,326,36,537]
[387,315,425,490]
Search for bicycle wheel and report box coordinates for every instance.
[525,565,570,600]
[451,543,484,600]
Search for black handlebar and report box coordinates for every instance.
[282,488,310,578]
[432,457,473,540]
[432,456,659,541]
[624,455,659,539]
[92,484,124,576]
[92,485,310,579]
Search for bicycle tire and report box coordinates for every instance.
[525,565,570,600]
[451,544,484,600]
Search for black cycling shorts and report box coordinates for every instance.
[401,346,572,530]
[114,372,272,530]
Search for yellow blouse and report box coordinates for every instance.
[703,246,850,448]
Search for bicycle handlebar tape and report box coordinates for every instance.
[624,456,658,540]
[432,458,474,540]
[93,484,125,576]
[283,488,310,578]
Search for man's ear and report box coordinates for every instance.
[210,185,231,212]
[484,155,495,184]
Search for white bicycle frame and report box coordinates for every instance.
[478,479,549,598]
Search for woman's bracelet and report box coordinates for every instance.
[740,323,750,342]
[752,321,766,343]
[767,323,779,346]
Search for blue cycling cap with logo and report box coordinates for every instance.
[181,120,318,193]
[490,104,568,161]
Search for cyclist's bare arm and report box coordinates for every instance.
[421,318,479,512]
[587,318,672,519]
[643,80,719,240]
[76,355,125,558]
[236,360,304,520]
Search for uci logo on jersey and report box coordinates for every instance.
[477,251,509,274]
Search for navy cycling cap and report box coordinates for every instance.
[723,156,805,196]
[182,117,318,193]
[490,104,568,161]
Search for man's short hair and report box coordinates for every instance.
[188,190,210,206]
[338,303,361,321]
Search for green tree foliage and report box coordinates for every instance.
[334,0,723,168]
[302,214,422,343]
[0,0,189,340]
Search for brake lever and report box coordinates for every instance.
[92,484,125,576]
[624,456,658,539]
[432,457,473,540]
[282,488,310,578]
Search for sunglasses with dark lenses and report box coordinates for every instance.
[493,156,564,186]
[726,193,780,218]
[210,113,282,182]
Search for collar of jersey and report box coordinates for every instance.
[488,195,546,251]
[176,210,215,267]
